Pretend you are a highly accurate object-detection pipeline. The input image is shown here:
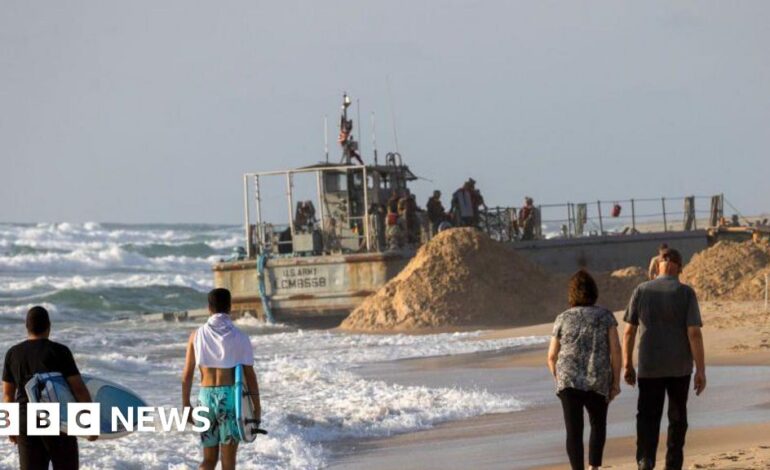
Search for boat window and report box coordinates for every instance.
[324,172,347,192]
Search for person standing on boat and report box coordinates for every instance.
[2,305,96,470]
[467,179,487,227]
[451,180,476,227]
[548,271,622,470]
[426,190,446,236]
[405,192,420,244]
[396,190,418,245]
[519,197,537,240]
[623,248,706,470]
[182,288,261,470]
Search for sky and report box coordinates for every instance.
[1,1,768,224]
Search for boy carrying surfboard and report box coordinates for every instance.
[182,288,262,470]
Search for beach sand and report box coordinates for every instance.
[329,301,770,469]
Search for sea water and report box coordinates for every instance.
[0,222,545,469]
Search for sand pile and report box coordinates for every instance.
[682,241,770,301]
[341,228,560,331]
[593,267,647,311]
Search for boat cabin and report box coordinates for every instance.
[243,155,417,258]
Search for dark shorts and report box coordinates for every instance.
[17,406,79,470]
[17,434,79,470]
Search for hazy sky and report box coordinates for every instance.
[1,1,768,224]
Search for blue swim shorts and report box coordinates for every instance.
[197,386,240,447]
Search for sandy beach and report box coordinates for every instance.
[329,300,770,469]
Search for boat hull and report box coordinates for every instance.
[213,251,414,322]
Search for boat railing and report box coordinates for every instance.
[480,194,726,241]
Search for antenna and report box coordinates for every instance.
[323,114,329,163]
[371,112,379,165]
[356,98,362,158]
[386,76,400,153]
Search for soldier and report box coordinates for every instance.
[385,191,401,249]
[398,190,419,245]
[467,178,487,227]
[426,190,446,236]
[339,93,364,165]
[519,196,536,240]
[451,180,476,227]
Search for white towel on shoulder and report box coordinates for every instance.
[193,313,254,368]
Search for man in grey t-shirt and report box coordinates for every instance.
[623,248,706,470]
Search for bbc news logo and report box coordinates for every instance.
[0,403,211,436]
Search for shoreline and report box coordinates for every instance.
[329,301,770,469]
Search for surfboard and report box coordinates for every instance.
[234,364,264,442]
[24,372,147,439]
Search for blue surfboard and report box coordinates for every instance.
[24,372,147,439]
[234,364,264,442]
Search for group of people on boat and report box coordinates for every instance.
[382,177,542,249]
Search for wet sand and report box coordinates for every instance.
[329,301,770,469]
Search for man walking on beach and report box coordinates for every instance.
[182,288,261,470]
[2,306,96,470]
[647,243,668,280]
[623,248,706,470]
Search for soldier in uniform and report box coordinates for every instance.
[451,180,476,227]
[426,190,446,236]
[519,196,536,240]
[468,179,487,227]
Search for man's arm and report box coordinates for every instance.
[546,337,560,379]
[648,257,659,280]
[65,373,98,441]
[623,324,638,386]
[243,366,262,421]
[688,326,706,395]
[609,326,622,400]
[181,331,196,410]
[2,381,14,404]
[65,375,93,403]
[2,381,17,445]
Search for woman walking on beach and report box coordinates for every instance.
[547,270,622,470]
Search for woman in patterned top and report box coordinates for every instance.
[547,270,622,470]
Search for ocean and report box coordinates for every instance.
[0,222,544,469]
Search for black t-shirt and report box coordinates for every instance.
[2,339,80,404]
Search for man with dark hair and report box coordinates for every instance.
[182,288,261,470]
[623,248,706,470]
[647,243,669,280]
[208,288,232,314]
[2,306,95,470]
